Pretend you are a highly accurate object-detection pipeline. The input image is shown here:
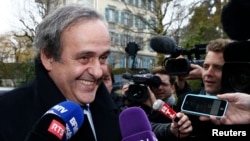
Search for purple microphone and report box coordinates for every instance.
[119,107,158,141]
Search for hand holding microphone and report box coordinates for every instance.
[152,99,192,138]
[25,101,84,141]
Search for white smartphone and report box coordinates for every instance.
[181,94,228,118]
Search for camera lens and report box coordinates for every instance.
[126,85,148,103]
[228,67,250,92]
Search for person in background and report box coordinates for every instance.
[121,67,193,140]
[148,66,193,140]
[150,66,177,106]
[0,4,121,141]
[103,64,127,113]
[103,64,115,94]
[175,38,250,139]
[175,38,233,104]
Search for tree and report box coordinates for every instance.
[181,0,228,49]
[0,33,35,87]
[0,0,62,87]
[121,0,202,66]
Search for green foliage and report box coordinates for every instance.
[156,53,165,66]
[113,67,147,75]
[0,60,35,87]
[187,79,203,91]
[16,60,35,86]
[113,68,129,74]
[180,1,226,48]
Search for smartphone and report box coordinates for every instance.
[181,94,228,118]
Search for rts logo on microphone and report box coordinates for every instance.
[48,119,66,140]
[160,103,176,120]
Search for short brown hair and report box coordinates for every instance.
[151,66,176,85]
[206,38,232,53]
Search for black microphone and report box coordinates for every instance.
[150,35,177,55]
[150,35,207,59]
[150,35,194,58]
[25,101,84,141]
[221,0,250,41]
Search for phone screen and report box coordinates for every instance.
[181,94,228,117]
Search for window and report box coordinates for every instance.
[135,0,142,8]
[121,11,133,27]
[120,55,126,68]
[135,36,143,49]
[110,32,119,46]
[108,55,115,66]
[135,15,144,29]
[121,34,132,47]
[105,7,119,23]
[147,0,155,11]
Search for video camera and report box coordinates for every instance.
[220,0,250,94]
[221,41,250,94]
[122,71,162,103]
[162,44,206,76]
[150,35,206,76]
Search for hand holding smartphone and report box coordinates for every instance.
[181,94,228,118]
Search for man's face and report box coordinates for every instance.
[42,19,111,104]
[202,51,224,95]
[151,73,175,100]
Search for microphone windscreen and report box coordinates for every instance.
[46,101,84,138]
[152,99,177,121]
[25,114,66,141]
[119,107,152,138]
[122,131,156,141]
[26,101,84,141]
[152,99,163,111]
[150,35,177,54]
[221,0,250,40]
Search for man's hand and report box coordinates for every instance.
[170,112,192,138]
[199,93,250,125]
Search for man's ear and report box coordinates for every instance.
[40,49,53,71]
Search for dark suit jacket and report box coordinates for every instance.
[0,60,122,141]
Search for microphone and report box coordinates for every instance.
[119,107,158,141]
[152,99,178,122]
[149,35,178,55]
[150,35,206,58]
[25,101,84,141]
[221,0,250,41]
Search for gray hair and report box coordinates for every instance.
[34,4,105,61]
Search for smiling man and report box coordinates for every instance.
[0,4,121,141]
